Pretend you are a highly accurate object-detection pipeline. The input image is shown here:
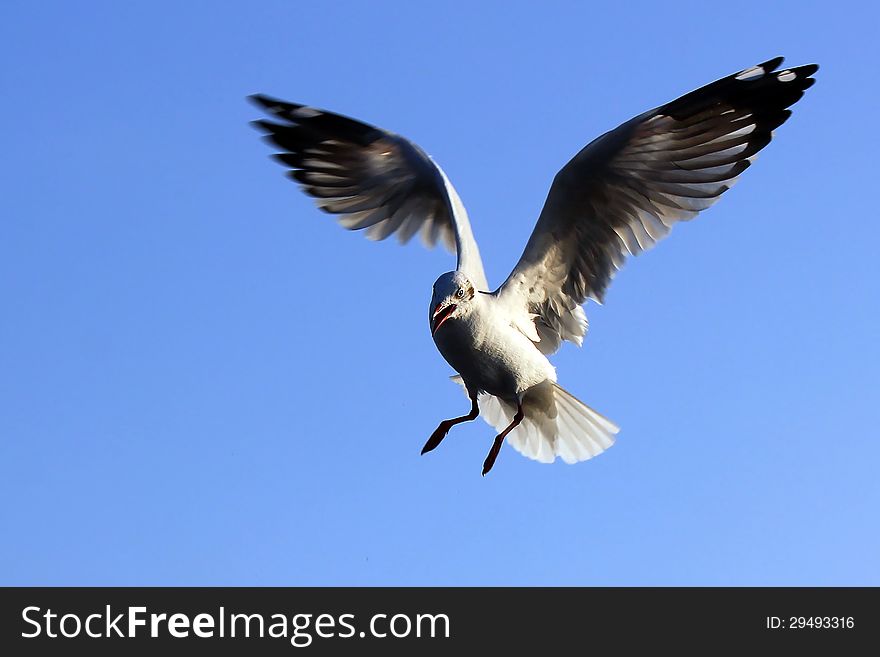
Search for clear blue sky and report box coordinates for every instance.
[2,1,877,586]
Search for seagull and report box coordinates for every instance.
[250,57,817,476]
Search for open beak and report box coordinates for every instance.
[431,302,457,335]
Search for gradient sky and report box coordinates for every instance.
[2,1,878,585]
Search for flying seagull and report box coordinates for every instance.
[250,57,817,475]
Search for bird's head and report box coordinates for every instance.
[429,271,476,336]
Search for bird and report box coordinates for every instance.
[249,57,818,476]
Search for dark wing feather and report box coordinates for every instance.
[498,57,818,354]
[249,96,488,288]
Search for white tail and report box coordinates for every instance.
[451,377,619,464]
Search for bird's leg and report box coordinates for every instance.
[482,401,524,476]
[421,395,479,455]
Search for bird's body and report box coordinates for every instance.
[425,270,615,472]
[431,285,556,400]
[251,57,817,474]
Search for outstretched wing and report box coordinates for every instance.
[496,57,818,354]
[250,95,488,290]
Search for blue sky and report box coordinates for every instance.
[2,1,878,585]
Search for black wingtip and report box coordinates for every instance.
[272,153,298,167]
[248,94,309,120]
[754,58,819,82]
[800,63,820,78]
[247,93,272,108]
[249,118,278,133]
[759,56,785,73]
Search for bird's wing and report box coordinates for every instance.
[250,95,488,290]
[496,57,818,354]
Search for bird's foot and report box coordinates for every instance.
[421,422,451,455]
[481,434,505,476]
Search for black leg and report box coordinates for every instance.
[421,395,479,455]
[482,402,524,476]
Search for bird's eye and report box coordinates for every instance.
[455,288,464,299]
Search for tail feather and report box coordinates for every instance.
[450,376,619,464]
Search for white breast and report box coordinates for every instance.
[432,293,556,399]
